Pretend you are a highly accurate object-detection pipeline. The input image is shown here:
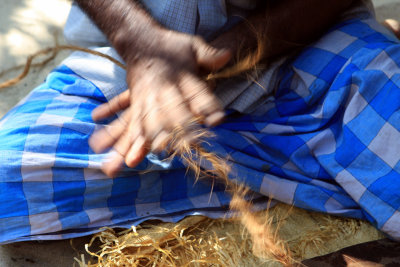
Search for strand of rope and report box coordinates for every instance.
[0,44,125,90]
[166,124,295,266]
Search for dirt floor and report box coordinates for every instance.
[0,0,399,266]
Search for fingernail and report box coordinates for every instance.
[204,111,225,127]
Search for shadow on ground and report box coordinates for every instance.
[0,236,94,267]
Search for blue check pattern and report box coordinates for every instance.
[143,0,229,39]
[1,13,400,243]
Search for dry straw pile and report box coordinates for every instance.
[73,204,379,267]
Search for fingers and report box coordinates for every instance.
[158,83,192,128]
[102,150,126,178]
[99,112,147,176]
[90,36,230,176]
[92,90,130,121]
[193,37,232,71]
[148,85,193,152]
[102,126,133,177]
[151,130,170,152]
[101,112,146,176]
[125,135,148,167]
[179,73,225,126]
[89,109,131,153]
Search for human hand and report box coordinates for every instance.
[89,30,231,177]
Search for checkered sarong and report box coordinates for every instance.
[1,7,400,243]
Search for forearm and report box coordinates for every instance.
[75,0,163,62]
[212,0,355,59]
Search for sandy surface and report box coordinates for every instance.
[374,0,400,21]
[0,1,86,266]
[0,0,71,117]
[0,0,399,266]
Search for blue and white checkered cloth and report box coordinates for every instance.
[1,2,400,244]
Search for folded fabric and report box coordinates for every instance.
[1,5,400,244]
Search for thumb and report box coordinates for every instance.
[193,37,231,71]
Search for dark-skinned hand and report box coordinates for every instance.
[89,29,231,177]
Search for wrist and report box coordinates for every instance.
[112,20,167,63]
